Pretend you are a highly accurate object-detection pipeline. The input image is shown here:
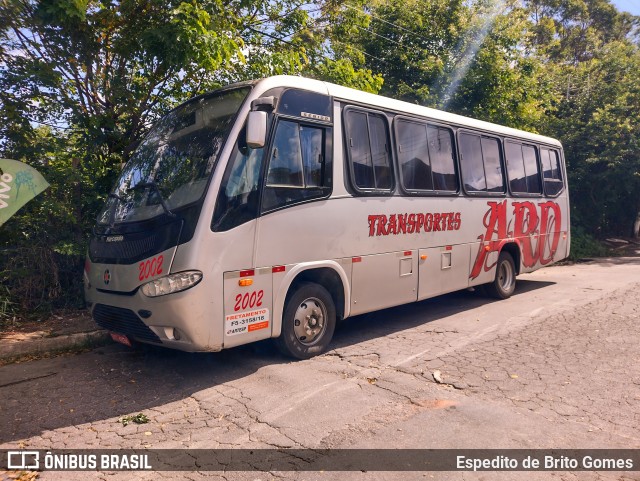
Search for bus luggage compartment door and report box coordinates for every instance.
[350,251,418,316]
[418,244,471,300]
[223,267,273,348]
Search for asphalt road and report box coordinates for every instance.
[1,257,639,481]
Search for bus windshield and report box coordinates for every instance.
[97,87,250,225]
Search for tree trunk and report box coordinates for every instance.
[634,211,640,239]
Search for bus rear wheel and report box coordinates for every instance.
[486,251,516,299]
[276,282,336,360]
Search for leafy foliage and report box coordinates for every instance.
[118,413,150,426]
[338,0,554,130]
[570,225,610,260]
[0,0,382,319]
[527,0,640,236]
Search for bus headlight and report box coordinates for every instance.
[141,271,203,297]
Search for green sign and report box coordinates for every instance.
[0,159,50,226]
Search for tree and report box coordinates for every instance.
[526,0,640,236]
[1,0,276,161]
[333,0,553,131]
[546,41,640,236]
[0,0,383,317]
[527,0,638,62]
[0,0,383,187]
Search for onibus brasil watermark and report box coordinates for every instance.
[2,449,638,472]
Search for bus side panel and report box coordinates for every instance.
[255,198,467,267]
[350,251,417,316]
[562,192,571,260]
[171,217,260,351]
[465,196,570,281]
[468,243,500,286]
[255,197,474,316]
[222,267,273,348]
[512,194,569,274]
[546,193,570,265]
[418,243,471,300]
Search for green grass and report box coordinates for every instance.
[569,227,611,260]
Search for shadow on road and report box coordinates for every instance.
[330,279,554,351]
[0,279,554,444]
[579,256,640,266]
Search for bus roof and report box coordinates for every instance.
[251,75,562,148]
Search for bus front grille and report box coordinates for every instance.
[89,235,157,263]
[89,218,183,264]
[93,304,161,343]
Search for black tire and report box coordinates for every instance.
[275,282,336,359]
[485,251,516,299]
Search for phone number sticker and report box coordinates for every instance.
[225,308,270,336]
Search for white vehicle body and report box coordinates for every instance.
[84,75,570,358]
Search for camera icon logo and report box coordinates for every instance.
[7,451,40,470]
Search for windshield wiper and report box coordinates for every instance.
[128,181,176,218]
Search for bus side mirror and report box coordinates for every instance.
[246,111,267,149]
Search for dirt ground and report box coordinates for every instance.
[0,309,94,339]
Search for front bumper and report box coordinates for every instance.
[86,284,221,353]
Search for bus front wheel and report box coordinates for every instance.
[486,251,516,299]
[276,282,336,359]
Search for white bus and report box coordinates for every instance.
[84,75,569,359]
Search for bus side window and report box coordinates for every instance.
[540,148,564,196]
[482,137,504,193]
[395,119,457,194]
[459,132,505,194]
[522,144,542,194]
[506,141,542,195]
[212,127,265,232]
[261,120,332,212]
[396,119,432,191]
[427,125,458,192]
[506,141,526,193]
[345,109,393,193]
[459,133,486,192]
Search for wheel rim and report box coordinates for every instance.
[497,259,514,292]
[293,296,327,346]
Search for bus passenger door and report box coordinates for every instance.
[418,244,471,300]
[350,250,418,316]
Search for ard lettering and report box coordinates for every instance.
[470,201,562,279]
